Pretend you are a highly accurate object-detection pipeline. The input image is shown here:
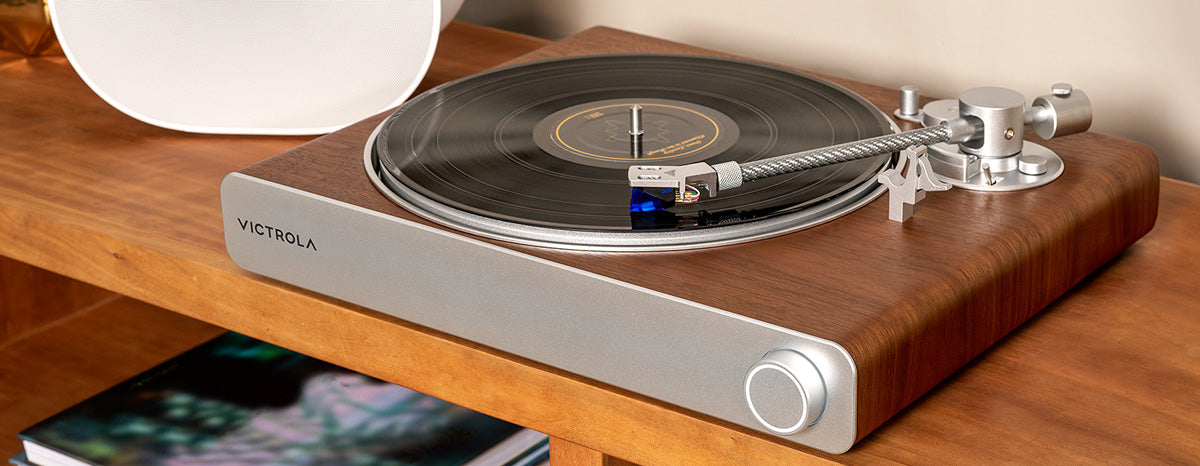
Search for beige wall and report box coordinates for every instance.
[458,0,1200,184]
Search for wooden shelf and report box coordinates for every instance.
[0,265,224,458]
[1,22,1197,464]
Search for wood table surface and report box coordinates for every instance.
[0,22,1197,465]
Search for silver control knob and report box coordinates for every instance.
[894,84,923,123]
[744,349,827,435]
[1018,154,1049,175]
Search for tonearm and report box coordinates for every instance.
[628,84,1093,221]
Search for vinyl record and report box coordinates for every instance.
[369,54,896,251]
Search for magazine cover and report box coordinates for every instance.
[18,332,545,466]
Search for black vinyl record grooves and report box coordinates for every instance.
[371,54,896,250]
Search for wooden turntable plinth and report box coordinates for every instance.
[226,27,1158,451]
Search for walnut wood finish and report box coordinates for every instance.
[1,22,1196,465]
[239,26,1159,444]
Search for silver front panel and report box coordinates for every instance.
[221,173,857,453]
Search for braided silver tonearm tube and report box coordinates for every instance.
[629,121,973,196]
[733,124,966,186]
[628,84,1092,205]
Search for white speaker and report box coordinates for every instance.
[48,0,464,135]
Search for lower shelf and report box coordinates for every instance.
[0,294,223,458]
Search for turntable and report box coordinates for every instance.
[220,29,1158,453]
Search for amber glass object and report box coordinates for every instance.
[0,0,59,56]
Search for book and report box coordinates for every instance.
[16,332,547,466]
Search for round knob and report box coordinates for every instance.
[899,85,921,116]
[1018,154,1049,175]
[744,349,827,435]
[894,85,923,122]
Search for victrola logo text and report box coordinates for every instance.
[237,218,317,251]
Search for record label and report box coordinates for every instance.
[532,98,739,169]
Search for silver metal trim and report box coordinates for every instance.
[220,172,859,453]
[927,141,1064,191]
